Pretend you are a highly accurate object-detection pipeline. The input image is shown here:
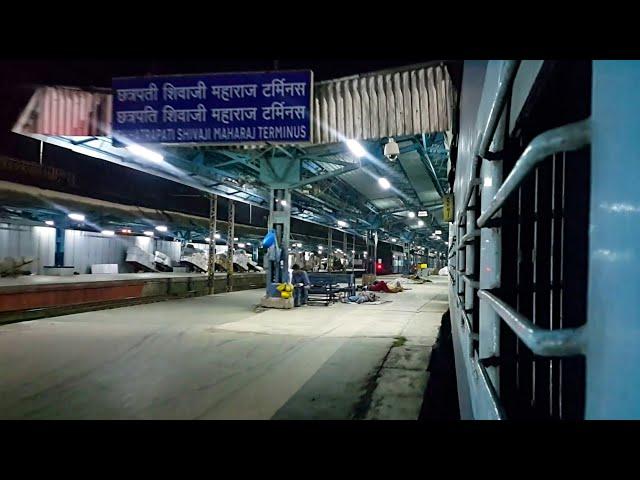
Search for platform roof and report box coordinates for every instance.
[11,62,455,251]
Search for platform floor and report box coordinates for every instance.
[0,275,448,420]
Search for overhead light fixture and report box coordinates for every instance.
[155,225,168,232]
[484,177,493,187]
[391,238,397,242]
[68,213,85,222]
[214,233,221,239]
[121,229,132,234]
[280,200,288,207]
[318,245,323,250]
[101,230,115,236]
[246,242,252,245]
[205,237,211,242]
[407,211,416,218]
[418,220,425,227]
[238,243,246,248]
[45,220,55,226]
[126,144,164,164]
[337,220,348,228]
[234,237,238,241]
[435,230,442,235]
[144,231,154,237]
[351,250,355,253]
[418,211,429,217]
[378,177,391,190]
[346,139,367,158]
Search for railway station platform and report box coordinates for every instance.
[0,272,266,324]
[0,275,448,420]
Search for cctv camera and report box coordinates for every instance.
[384,137,399,161]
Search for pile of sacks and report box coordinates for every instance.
[275,282,294,299]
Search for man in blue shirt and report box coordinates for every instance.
[291,264,310,307]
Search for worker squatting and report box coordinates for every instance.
[129,126,307,143]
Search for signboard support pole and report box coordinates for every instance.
[266,188,291,294]
[207,194,217,295]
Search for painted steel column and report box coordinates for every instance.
[54,227,65,267]
[403,241,410,274]
[366,230,377,274]
[343,231,348,271]
[352,234,356,273]
[226,199,235,292]
[479,112,505,388]
[328,228,333,272]
[268,188,291,286]
[207,194,218,295]
[586,61,640,419]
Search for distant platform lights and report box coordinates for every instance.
[155,225,168,233]
[44,220,55,226]
[407,212,416,219]
[101,230,115,236]
[337,220,348,228]
[68,213,85,222]
[143,231,154,237]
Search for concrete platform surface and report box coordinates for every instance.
[0,275,449,420]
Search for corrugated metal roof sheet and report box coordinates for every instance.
[14,86,112,137]
[14,64,455,145]
[312,63,454,143]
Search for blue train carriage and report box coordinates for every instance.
[448,60,640,419]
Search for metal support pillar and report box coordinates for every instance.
[267,188,291,288]
[366,230,378,275]
[403,241,410,274]
[226,199,235,292]
[343,232,347,271]
[352,234,356,274]
[207,194,218,295]
[328,228,333,272]
[54,227,65,267]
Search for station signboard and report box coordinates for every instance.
[112,70,313,145]
[442,193,454,222]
